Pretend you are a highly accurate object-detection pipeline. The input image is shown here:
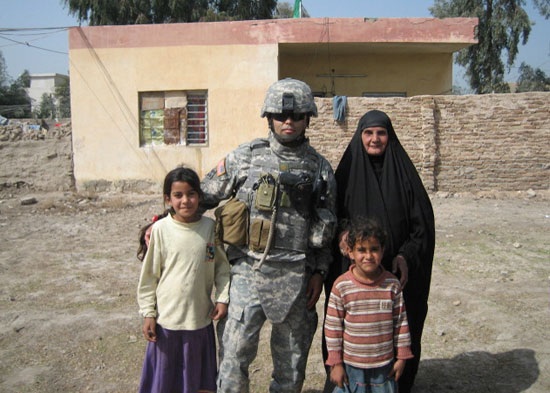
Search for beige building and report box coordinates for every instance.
[27,73,69,116]
[68,17,477,190]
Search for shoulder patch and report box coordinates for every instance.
[216,158,227,176]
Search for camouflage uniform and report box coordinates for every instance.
[201,80,336,392]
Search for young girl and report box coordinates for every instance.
[137,166,230,393]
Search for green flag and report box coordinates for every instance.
[293,0,302,18]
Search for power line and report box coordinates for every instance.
[0,27,72,33]
[0,35,67,55]
[0,27,70,55]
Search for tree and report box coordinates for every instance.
[0,52,8,113]
[55,78,72,118]
[274,2,294,18]
[430,0,531,94]
[63,0,278,25]
[515,62,550,91]
[274,1,310,18]
[451,84,474,95]
[214,0,277,20]
[0,52,31,118]
[0,51,9,88]
[533,0,550,18]
[4,73,32,118]
[36,93,56,119]
[18,70,31,88]
[63,0,211,24]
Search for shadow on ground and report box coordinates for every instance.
[303,348,539,393]
[415,348,539,392]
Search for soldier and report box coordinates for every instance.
[201,78,337,393]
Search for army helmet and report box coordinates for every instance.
[261,78,318,118]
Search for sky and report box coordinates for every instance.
[0,0,548,88]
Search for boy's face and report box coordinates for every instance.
[350,236,384,278]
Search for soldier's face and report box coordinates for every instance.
[270,112,308,142]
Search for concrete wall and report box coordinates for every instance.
[309,92,550,193]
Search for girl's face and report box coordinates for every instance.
[361,126,389,156]
[350,236,384,281]
[164,181,200,223]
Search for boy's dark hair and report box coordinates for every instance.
[337,218,350,234]
[163,165,203,199]
[346,217,387,250]
[136,210,170,261]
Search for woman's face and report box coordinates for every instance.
[361,126,389,156]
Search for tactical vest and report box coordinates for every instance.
[235,140,320,254]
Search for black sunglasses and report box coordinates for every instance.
[271,112,307,122]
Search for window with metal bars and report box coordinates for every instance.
[139,91,208,147]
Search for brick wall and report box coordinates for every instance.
[308,92,550,193]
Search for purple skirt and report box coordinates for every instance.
[139,323,217,393]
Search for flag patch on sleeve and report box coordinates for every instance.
[216,158,227,176]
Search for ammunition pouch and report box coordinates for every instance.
[214,198,248,247]
[249,218,271,252]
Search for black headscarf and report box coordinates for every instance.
[330,109,435,300]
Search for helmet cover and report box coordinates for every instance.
[261,78,318,117]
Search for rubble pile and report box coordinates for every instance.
[0,120,72,142]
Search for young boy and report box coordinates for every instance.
[324,218,413,393]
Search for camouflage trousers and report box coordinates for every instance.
[217,257,318,393]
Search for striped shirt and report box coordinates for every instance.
[324,266,413,369]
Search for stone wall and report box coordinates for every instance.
[309,92,550,193]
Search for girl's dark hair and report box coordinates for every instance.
[163,165,203,200]
[346,217,387,250]
[136,210,170,261]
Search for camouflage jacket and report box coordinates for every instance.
[201,132,337,274]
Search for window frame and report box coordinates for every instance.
[139,90,208,147]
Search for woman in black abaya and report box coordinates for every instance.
[323,110,435,393]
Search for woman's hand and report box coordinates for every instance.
[392,254,408,288]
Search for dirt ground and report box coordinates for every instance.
[0,130,549,392]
